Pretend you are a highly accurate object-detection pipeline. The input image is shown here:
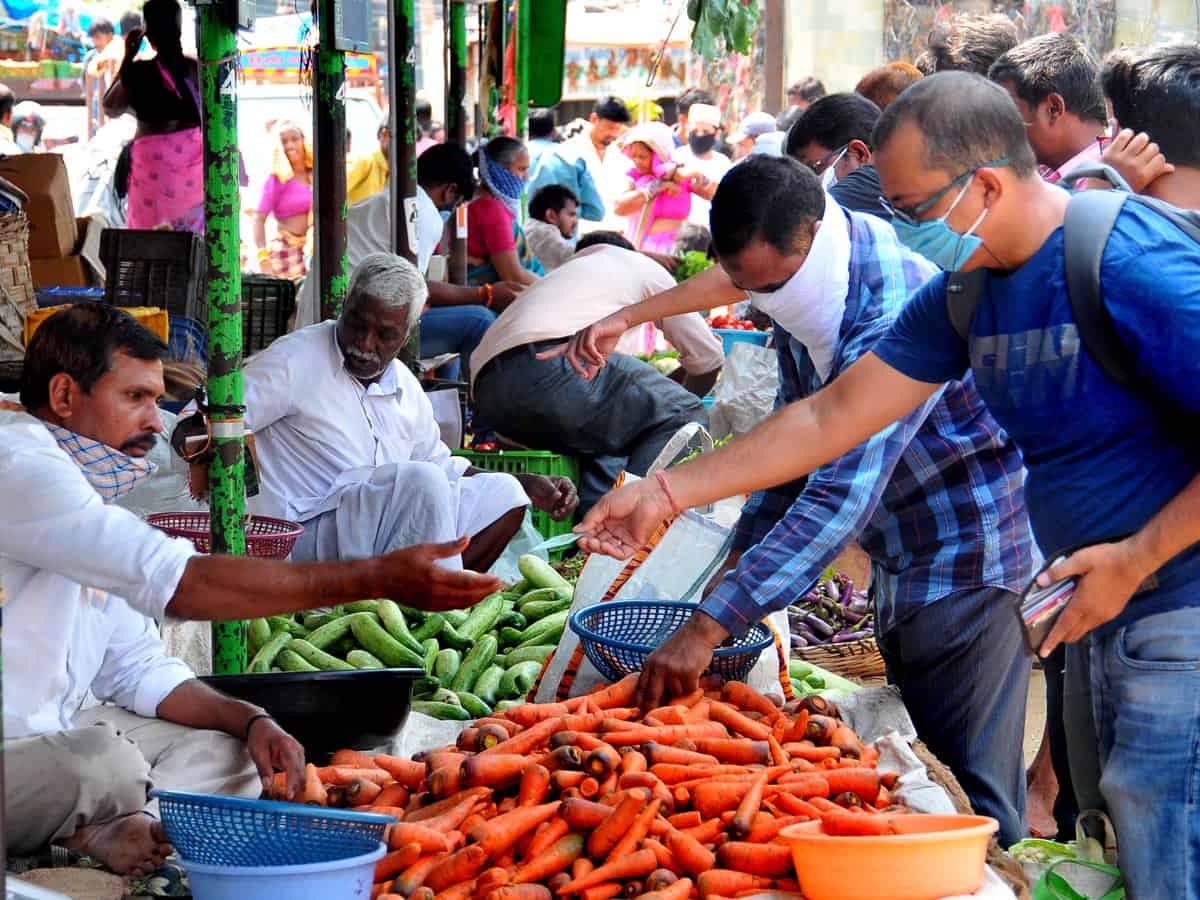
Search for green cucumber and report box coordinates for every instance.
[350,613,425,668]
[492,653,508,668]
[456,691,492,718]
[517,586,571,608]
[516,609,569,647]
[507,579,531,595]
[343,599,381,615]
[451,635,499,693]
[413,675,441,696]
[518,555,572,592]
[496,610,527,631]
[304,614,356,651]
[249,618,271,654]
[289,638,355,671]
[434,648,462,688]
[499,627,526,648]
[503,644,556,667]
[377,599,426,656]
[431,687,462,706]
[277,648,319,672]
[302,611,339,631]
[458,592,507,642]
[413,613,446,642]
[518,597,572,621]
[412,701,471,720]
[438,622,471,651]
[422,638,439,675]
[327,634,357,659]
[443,609,469,628]
[473,664,505,706]
[249,631,292,673]
[495,699,526,712]
[348,649,385,669]
[268,615,308,637]
[498,660,542,699]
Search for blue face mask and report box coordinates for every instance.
[439,209,452,223]
[891,175,990,271]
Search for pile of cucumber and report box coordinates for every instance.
[246,555,575,721]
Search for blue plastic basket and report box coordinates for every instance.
[168,315,209,366]
[151,790,396,867]
[713,327,770,356]
[570,600,773,683]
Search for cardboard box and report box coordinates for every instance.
[29,254,95,289]
[0,154,77,258]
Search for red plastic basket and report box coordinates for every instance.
[146,512,304,560]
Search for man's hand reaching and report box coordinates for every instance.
[517,473,580,521]
[378,539,503,610]
[536,310,632,380]
[575,476,676,559]
[246,715,306,800]
[635,611,729,709]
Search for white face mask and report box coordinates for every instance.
[820,147,848,190]
[15,132,35,152]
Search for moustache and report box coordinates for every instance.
[121,432,158,453]
[345,351,383,370]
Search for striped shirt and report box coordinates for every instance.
[700,208,1040,637]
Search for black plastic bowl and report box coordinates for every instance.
[200,668,423,764]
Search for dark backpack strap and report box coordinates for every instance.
[945,269,988,344]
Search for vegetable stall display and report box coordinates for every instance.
[246,556,574,720]
[788,572,873,651]
[268,676,909,899]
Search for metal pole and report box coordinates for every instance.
[764,0,785,113]
[316,0,350,320]
[198,3,249,675]
[447,0,468,284]
[388,0,419,262]
[514,0,530,138]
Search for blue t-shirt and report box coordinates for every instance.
[874,201,1200,634]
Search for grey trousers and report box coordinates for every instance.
[474,343,708,510]
[4,706,259,854]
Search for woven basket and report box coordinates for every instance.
[0,211,34,364]
[795,636,887,680]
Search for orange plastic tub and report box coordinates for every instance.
[780,814,998,900]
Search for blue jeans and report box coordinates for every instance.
[418,305,497,382]
[1090,605,1200,900]
[875,585,1029,847]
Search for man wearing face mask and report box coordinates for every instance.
[544,157,1038,846]
[673,102,731,227]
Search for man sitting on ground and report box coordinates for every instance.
[245,253,577,570]
[471,232,723,511]
[0,305,499,876]
[525,184,579,272]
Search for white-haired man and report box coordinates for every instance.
[244,254,578,570]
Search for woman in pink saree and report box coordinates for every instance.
[612,121,694,255]
[103,0,203,234]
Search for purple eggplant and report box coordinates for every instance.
[834,629,870,643]
[804,613,835,639]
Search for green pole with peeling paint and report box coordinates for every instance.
[198,2,249,675]
[315,0,349,321]
[446,0,468,284]
[515,0,530,138]
[388,0,420,365]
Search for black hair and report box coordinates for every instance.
[775,106,804,135]
[0,84,13,122]
[142,0,181,39]
[873,70,1038,176]
[787,76,826,103]
[417,142,476,203]
[576,231,635,252]
[529,108,556,140]
[677,88,716,116]
[989,33,1107,124]
[592,95,631,125]
[709,156,825,258]
[926,13,1018,76]
[119,9,143,33]
[854,62,924,111]
[88,17,115,36]
[20,304,169,410]
[415,99,433,126]
[529,184,577,220]
[786,92,881,158]
[1102,43,1200,169]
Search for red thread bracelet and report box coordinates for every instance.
[655,469,683,515]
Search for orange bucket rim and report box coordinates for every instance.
[780,813,999,846]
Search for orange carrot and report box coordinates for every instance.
[501,702,572,726]
[643,743,720,767]
[584,745,622,779]
[430,764,464,799]
[524,817,571,860]
[707,701,772,741]
[782,742,840,762]
[579,884,623,900]
[646,868,679,891]
[563,710,634,732]
[649,764,750,785]
[620,749,649,774]
[828,724,864,759]
[820,808,903,836]
[547,873,573,895]
[720,683,784,723]
[389,822,452,854]
[302,763,328,805]
[767,736,789,767]
[597,772,619,797]
[475,867,511,898]
[641,838,680,874]
[820,768,881,803]
[518,764,551,807]
[715,842,792,877]
[578,777,601,798]
[681,817,724,844]
[376,843,424,882]
[463,754,533,788]
[371,883,395,900]
[474,718,521,736]
[561,796,613,829]
[480,718,564,757]
[408,792,484,835]
[552,770,587,791]
[332,748,379,768]
[744,814,807,843]
[696,870,774,899]
[316,765,395,787]
[395,853,449,896]
[557,848,657,894]
[346,778,383,806]
[375,754,428,790]
[409,890,436,900]
[432,879,479,900]
[765,774,831,800]
[476,724,513,750]
[376,784,411,808]
[511,832,586,884]
[601,723,727,745]
[667,811,702,829]
[664,827,715,877]
[691,739,770,766]
[581,673,640,709]
[644,706,689,726]
[572,858,594,880]
[805,796,840,813]
[682,700,712,722]
[636,877,693,900]
[730,769,769,838]
[486,887,553,900]
[468,801,562,858]
[605,797,662,861]
[405,788,491,823]
[586,789,647,858]
[424,846,489,893]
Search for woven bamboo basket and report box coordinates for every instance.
[795,636,887,680]
[0,211,34,365]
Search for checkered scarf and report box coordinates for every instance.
[45,423,157,503]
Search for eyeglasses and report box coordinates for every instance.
[804,144,849,175]
[879,157,1009,225]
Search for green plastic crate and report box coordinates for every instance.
[452,449,580,547]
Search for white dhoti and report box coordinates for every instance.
[290,461,529,568]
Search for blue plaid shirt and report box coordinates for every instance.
[700,208,1039,637]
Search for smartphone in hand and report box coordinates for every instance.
[1016,555,1078,655]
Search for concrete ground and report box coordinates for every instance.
[1025,667,1047,767]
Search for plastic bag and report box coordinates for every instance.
[488,508,548,585]
[707,341,779,440]
[1032,861,1123,900]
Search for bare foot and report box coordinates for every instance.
[63,813,173,876]
[1026,737,1060,838]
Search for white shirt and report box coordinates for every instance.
[471,245,725,382]
[0,416,196,739]
[673,146,733,227]
[561,133,628,232]
[523,219,575,272]
[415,186,445,276]
[243,321,470,521]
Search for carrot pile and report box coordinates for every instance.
[273,677,908,900]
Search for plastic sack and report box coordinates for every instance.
[1033,860,1123,900]
[707,341,779,440]
[533,423,793,704]
[488,508,548,585]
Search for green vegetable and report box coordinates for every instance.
[267,615,308,637]
[431,687,462,706]
[289,638,355,671]
[438,622,472,651]
[674,250,715,283]
[249,618,271,654]
[495,699,526,712]
[473,664,506,705]
[507,579,531,595]
[451,635,499,693]
[277,647,318,672]
[443,609,469,628]
[518,555,572,592]
[434,648,462,688]
[248,631,292,673]
[412,701,471,720]
[496,610,528,631]
[516,609,569,647]
[413,675,441,696]
[348,649,385,669]
[519,597,572,622]
[302,611,339,631]
[413,613,446,642]
[343,599,381,615]
[305,614,356,651]
[456,691,492,718]
[499,626,527,647]
[503,644,556,667]
[499,660,542,699]
[788,658,861,695]
[327,634,357,659]
[422,638,439,675]
[377,599,426,656]
[459,592,507,642]
[350,613,425,668]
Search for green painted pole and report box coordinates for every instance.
[198,3,248,675]
[388,0,418,263]
[515,0,530,139]
[315,0,349,321]
[447,0,468,284]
